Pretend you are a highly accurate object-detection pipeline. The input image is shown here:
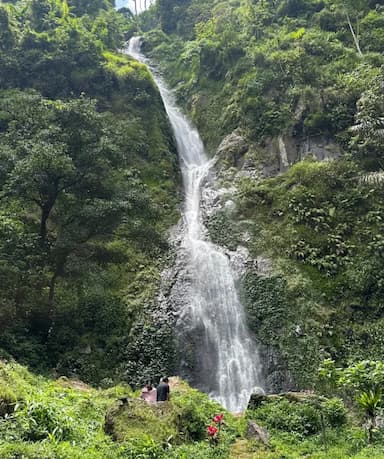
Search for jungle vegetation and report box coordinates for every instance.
[0,0,180,385]
[140,0,384,391]
[1,0,384,457]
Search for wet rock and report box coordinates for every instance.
[217,131,249,167]
[258,346,297,393]
[255,256,273,276]
[246,420,270,445]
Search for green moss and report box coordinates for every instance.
[112,378,237,445]
[103,51,152,84]
[206,210,241,250]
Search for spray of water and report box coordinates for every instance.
[126,38,263,411]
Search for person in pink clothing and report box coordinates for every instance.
[140,383,157,403]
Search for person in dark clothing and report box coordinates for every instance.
[156,377,170,402]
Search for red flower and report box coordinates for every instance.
[207,425,218,437]
[213,414,224,424]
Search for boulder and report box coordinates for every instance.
[246,420,269,445]
[0,397,15,417]
[217,131,249,167]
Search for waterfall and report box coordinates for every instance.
[126,37,263,412]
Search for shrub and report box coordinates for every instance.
[16,400,74,441]
[171,388,229,442]
[0,443,57,459]
[321,398,347,427]
[248,398,321,436]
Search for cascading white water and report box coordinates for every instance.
[127,37,263,412]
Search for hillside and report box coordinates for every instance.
[140,0,384,391]
[0,0,180,386]
[1,0,384,456]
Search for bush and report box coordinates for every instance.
[321,398,347,427]
[174,399,208,441]
[0,443,57,459]
[248,398,321,436]
[16,400,74,441]
[171,387,232,442]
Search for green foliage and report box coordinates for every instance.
[237,156,384,387]
[241,269,324,388]
[0,0,180,386]
[2,362,229,458]
[250,398,321,436]
[319,359,384,394]
[119,436,165,459]
[0,361,380,459]
[142,0,384,149]
[321,398,348,427]
[319,359,384,442]
[350,69,384,169]
[357,390,382,419]
[167,442,229,458]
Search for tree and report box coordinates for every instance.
[319,359,384,442]
[67,0,112,16]
[157,0,191,34]
[350,71,384,169]
[334,0,369,56]
[0,91,147,314]
[0,4,17,51]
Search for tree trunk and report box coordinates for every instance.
[345,11,363,57]
[40,205,51,243]
[320,411,328,453]
[367,416,376,443]
[48,270,59,312]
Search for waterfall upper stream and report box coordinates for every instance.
[127,37,263,412]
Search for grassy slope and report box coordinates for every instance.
[1,361,384,458]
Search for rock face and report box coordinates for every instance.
[104,398,130,440]
[266,135,341,172]
[217,131,249,167]
[259,346,297,394]
[159,121,342,397]
[246,420,270,445]
[216,130,341,189]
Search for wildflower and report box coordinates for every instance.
[213,414,224,424]
[207,424,218,437]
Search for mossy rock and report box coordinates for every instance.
[108,377,235,445]
[0,385,16,417]
[109,398,177,443]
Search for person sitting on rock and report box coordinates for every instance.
[140,383,157,404]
